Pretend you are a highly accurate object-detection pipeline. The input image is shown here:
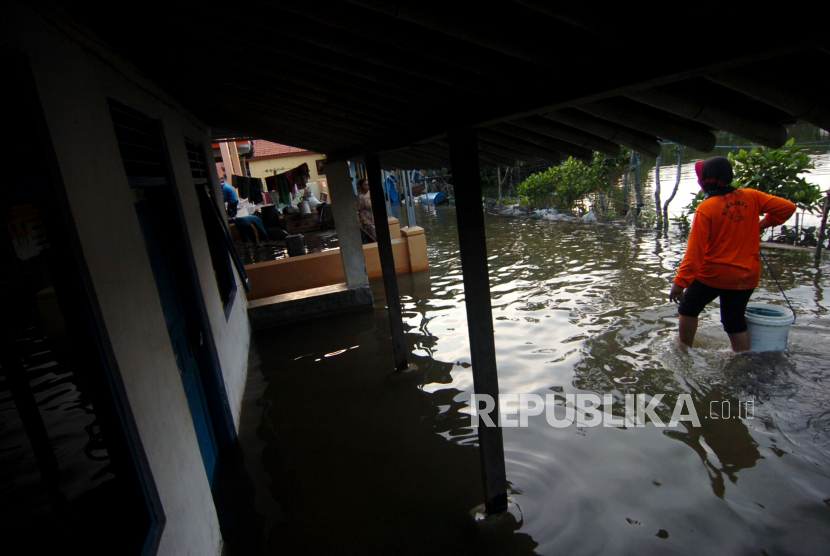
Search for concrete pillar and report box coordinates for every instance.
[227,141,245,177]
[219,142,234,181]
[326,160,368,287]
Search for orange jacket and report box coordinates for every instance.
[674,188,796,290]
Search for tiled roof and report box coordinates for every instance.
[250,140,313,159]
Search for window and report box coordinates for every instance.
[185,138,238,317]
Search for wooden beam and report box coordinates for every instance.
[477,140,531,164]
[191,38,423,108]
[447,128,508,516]
[200,76,401,133]
[261,0,518,78]
[486,124,593,161]
[508,116,620,156]
[190,4,456,103]
[628,88,787,148]
[195,101,372,146]
[344,0,559,67]
[184,18,431,108]
[543,110,661,158]
[235,2,490,95]
[365,154,409,371]
[707,70,830,132]
[577,98,717,152]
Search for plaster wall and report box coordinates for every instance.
[3,4,250,554]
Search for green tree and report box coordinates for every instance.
[518,152,629,212]
[730,139,822,212]
[682,139,822,225]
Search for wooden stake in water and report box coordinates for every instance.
[448,128,508,516]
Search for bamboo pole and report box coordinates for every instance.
[814,189,830,260]
[654,154,662,228]
[663,146,684,230]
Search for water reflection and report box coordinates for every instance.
[231,203,830,555]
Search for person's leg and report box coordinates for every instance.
[228,201,238,218]
[719,288,755,353]
[727,331,750,352]
[678,315,699,347]
[677,280,719,347]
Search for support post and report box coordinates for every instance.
[815,188,830,260]
[326,160,368,287]
[219,141,235,181]
[365,154,408,370]
[447,129,508,516]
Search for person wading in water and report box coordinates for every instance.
[669,156,796,352]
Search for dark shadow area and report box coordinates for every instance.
[218,303,538,555]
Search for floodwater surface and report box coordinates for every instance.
[225,203,830,555]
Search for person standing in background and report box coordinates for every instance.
[355,178,376,243]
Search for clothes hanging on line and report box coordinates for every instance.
[232,174,249,200]
[248,177,264,205]
[266,162,312,205]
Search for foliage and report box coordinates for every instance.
[773,225,818,247]
[517,150,630,212]
[682,139,822,232]
[729,139,822,212]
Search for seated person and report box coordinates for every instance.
[234,215,288,243]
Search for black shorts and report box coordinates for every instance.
[678,279,754,334]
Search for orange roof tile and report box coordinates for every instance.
[250,140,314,159]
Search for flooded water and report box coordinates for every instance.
[227,202,830,555]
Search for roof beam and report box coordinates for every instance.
[627,88,787,148]
[478,129,566,162]
[487,123,594,160]
[256,0,515,78]
[199,47,423,108]
[707,70,830,132]
[477,140,537,164]
[542,110,661,158]
[189,5,460,103]
[238,1,491,94]
[507,117,620,156]
[343,0,563,67]
[200,76,402,132]
[577,98,717,152]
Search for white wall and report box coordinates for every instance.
[3,3,250,554]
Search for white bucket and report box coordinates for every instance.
[745,304,795,352]
[298,201,311,215]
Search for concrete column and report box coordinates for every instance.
[227,141,245,177]
[326,160,368,287]
[448,128,508,516]
[219,142,234,181]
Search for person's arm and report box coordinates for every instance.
[670,211,711,302]
[757,190,796,231]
